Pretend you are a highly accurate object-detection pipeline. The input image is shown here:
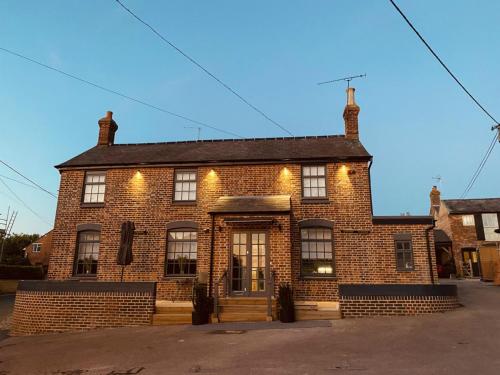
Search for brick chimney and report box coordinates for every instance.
[97,111,118,146]
[429,185,441,216]
[343,87,360,140]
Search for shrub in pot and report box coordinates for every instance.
[278,283,295,323]
[192,282,210,325]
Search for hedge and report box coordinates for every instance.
[0,264,44,280]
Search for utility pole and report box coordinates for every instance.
[0,207,17,263]
[493,124,500,142]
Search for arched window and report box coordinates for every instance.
[165,221,198,276]
[299,219,334,277]
[74,230,100,276]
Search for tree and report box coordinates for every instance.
[0,233,39,265]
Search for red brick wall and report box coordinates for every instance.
[49,161,435,303]
[11,288,155,336]
[25,231,53,267]
[341,295,459,317]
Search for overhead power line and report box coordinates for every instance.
[114,0,294,137]
[460,134,497,198]
[0,176,52,225]
[0,174,43,190]
[389,0,499,125]
[0,159,57,198]
[389,0,499,197]
[0,46,244,139]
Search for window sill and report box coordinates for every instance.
[162,275,196,281]
[171,201,197,206]
[301,198,330,204]
[69,276,98,281]
[396,269,415,272]
[80,203,105,208]
[300,275,337,281]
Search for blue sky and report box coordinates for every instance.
[0,0,499,234]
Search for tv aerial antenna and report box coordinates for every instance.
[184,126,202,141]
[432,175,444,190]
[317,73,366,89]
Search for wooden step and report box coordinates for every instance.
[218,312,269,323]
[295,309,341,321]
[219,297,270,306]
[152,313,192,325]
[294,301,341,320]
[219,304,275,313]
[156,306,192,314]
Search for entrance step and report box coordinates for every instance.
[295,301,341,320]
[217,297,276,322]
[153,301,192,326]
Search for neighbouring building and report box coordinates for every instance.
[12,89,459,335]
[23,230,53,273]
[430,186,500,280]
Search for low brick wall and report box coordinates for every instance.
[339,284,459,318]
[11,281,156,336]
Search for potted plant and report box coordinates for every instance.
[278,283,295,323]
[192,282,210,325]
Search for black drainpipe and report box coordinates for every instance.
[208,213,215,297]
[425,223,436,284]
[368,159,374,216]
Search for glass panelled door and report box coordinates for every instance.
[231,232,267,295]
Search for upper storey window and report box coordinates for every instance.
[82,171,106,204]
[174,170,197,202]
[302,165,327,199]
[462,215,475,226]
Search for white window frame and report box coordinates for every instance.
[82,171,106,204]
[462,215,475,226]
[32,243,42,253]
[482,213,500,241]
[173,170,197,202]
[302,165,327,199]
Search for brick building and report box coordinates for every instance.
[12,89,459,334]
[430,186,500,280]
[24,230,53,272]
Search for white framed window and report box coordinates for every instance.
[482,213,500,241]
[302,165,327,198]
[32,243,42,253]
[301,228,334,276]
[462,215,475,226]
[174,170,197,202]
[82,171,106,203]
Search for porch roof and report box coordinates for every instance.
[210,195,291,214]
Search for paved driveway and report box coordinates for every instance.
[0,280,499,375]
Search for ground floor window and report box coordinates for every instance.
[165,230,197,276]
[395,239,414,271]
[74,231,100,276]
[301,228,334,276]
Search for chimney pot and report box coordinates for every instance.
[106,111,113,119]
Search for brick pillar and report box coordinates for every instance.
[343,88,360,140]
[98,111,118,146]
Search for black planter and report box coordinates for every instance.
[191,310,209,325]
[279,307,295,323]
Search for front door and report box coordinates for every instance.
[231,232,267,296]
[462,248,480,277]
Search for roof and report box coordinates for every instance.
[443,198,500,214]
[372,216,434,225]
[209,195,291,214]
[56,136,371,169]
[434,229,451,243]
